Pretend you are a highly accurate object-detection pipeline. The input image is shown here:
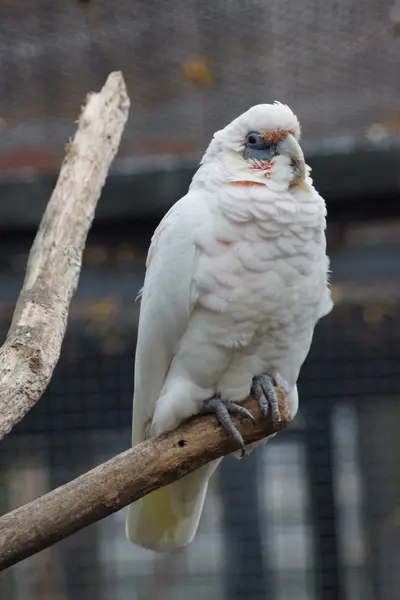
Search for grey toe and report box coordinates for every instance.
[202,394,255,453]
[252,374,281,423]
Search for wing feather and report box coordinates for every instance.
[131,192,208,444]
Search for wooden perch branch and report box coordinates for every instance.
[0,72,130,440]
[0,392,291,571]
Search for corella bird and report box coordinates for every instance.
[126,103,333,550]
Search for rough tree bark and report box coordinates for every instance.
[0,71,130,440]
[0,393,291,572]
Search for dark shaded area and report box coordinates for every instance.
[0,219,399,600]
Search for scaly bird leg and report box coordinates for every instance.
[251,374,281,423]
[201,393,255,455]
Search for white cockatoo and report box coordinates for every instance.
[126,103,333,551]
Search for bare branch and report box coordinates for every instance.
[0,71,130,440]
[0,392,291,571]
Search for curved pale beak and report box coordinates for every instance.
[277,133,306,181]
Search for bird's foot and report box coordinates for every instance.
[201,393,255,455]
[251,374,281,423]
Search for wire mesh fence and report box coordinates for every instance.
[0,0,399,171]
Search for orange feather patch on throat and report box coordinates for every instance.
[230,180,265,187]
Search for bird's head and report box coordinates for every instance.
[202,103,306,188]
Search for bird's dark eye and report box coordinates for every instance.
[243,131,278,161]
[245,131,266,150]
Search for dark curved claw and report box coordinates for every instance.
[201,394,255,455]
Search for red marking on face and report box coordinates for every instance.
[262,128,296,144]
[249,160,274,178]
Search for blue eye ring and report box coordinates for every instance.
[245,131,266,150]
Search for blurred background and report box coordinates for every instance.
[0,1,399,599]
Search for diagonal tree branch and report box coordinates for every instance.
[0,392,291,572]
[0,71,130,441]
